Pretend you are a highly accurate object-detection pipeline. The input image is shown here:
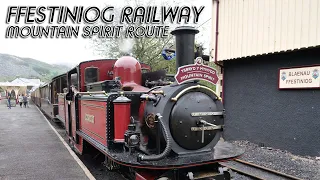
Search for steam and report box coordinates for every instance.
[118,38,134,56]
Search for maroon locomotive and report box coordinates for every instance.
[32,26,244,180]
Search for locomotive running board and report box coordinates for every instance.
[76,130,245,170]
[76,130,109,152]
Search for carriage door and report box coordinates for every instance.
[66,69,78,138]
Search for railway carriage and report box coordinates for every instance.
[33,74,68,122]
[31,88,41,107]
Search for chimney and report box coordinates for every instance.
[171,26,199,71]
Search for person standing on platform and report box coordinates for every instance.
[18,94,23,108]
[7,93,11,109]
[23,94,28,108]
[27,95,30,108]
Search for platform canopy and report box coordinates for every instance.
[0,78,43,98]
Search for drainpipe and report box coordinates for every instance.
[213,0,225,102]
[213,0,222,68]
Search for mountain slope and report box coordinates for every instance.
[0,53,71,82]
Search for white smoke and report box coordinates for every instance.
[118,38,134,56]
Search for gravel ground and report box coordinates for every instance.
[232,140,320,180]
[229,171,253,180]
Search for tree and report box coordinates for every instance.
[90,0,199,73]
[88,0,216,89]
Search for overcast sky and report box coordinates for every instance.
[0,0,212,66]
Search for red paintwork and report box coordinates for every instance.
[80,100,107,146]
[78,59,151,92]
[114,56,149,92]
[175,59,219,85]
[135,169,168,180]
[75,137,83,154]
[114,101,131,142]
[63,59,151,156]
[114,56,142,85]
[79,60,116,91]
[135,171,158,180]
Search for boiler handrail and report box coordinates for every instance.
[75,91,108,96]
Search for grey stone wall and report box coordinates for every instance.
[223,47,320,156]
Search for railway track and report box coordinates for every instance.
[220,159,304,180]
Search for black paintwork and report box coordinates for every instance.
[86,80,121,92]
[171,26,199,71]
[163,49,210,62]
[142,70,167,84]
[75,95,80,144]
[169,91,222,150]
[77,130,244,169]
[144,82,225,155]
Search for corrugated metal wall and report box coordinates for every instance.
[210,0,320,61]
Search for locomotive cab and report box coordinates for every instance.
[84,57,151,93]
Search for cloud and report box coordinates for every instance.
[0,0,211,65]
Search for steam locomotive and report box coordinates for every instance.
[31,26,244,180]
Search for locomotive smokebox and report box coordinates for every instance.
[171,26,199,71]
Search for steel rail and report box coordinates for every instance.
[220,159,304,180]
[234,159,304,180]
[221,164,264,180]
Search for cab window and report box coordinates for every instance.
[85,67,99,84]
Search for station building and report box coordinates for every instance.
[210,0,320,156]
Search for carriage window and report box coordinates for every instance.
[52,81,57,103]
[85,67,99,84]
[71,73,78,90]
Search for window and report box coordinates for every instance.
[67,67,79,93]
[85,67,99,84]
[71,73,78,89]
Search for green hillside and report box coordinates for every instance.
[0,53,71,82]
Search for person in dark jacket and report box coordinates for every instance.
[23,94,28,108]
[7,93,11,109]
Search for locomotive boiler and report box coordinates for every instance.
[32,26,244,180]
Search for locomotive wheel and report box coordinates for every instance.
[103,156,120,171]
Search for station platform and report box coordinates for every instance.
[0,99,93,180]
